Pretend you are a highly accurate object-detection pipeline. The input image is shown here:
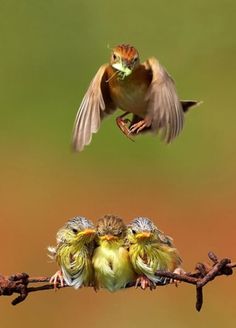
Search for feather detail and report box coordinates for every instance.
[129,242,181,284]
[47,246,57,260]
[56,242,93,288]
[143,57,184,143]
[92,242,135,292]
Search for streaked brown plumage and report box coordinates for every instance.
[73,44,200,152]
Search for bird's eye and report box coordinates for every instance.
[113,53,117,60]
[132,229,136,234]
[133,57,138,62]
[72,228,78,234]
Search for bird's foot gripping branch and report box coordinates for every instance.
[0,252,235,311]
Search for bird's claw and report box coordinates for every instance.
[135,275,156,290]
[116,117,135,142]
[49,270,65,290]
[129,120,149,134]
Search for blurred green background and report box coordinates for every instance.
[0,0,235,327]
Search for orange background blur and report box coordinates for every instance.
[0,1,235,327]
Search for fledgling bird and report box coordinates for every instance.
[92,214,136,292]
[127,217,182,289]
[72,43,201,151]
[48,216,96,289]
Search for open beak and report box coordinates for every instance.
[101,234,118,241]
[136,231,151,240]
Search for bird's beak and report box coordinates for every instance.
[101,234,118,241]
[112,59,132,77]
[80,228,96,236]
[136,231,151,240]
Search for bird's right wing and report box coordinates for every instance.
[72,64,115,152]
[143,57,184,143]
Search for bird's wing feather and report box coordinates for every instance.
[72,64,114,152]
[156,230,174,246]
[143,57,184,143]
[136,255,167,284]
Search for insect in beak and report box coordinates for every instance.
[112,60,132,78]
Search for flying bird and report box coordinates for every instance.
[127,217,182,289]
[92,214,136,292]
[48,216,96,289]
[72,44,200,151]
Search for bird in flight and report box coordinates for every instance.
[72,44,200,152]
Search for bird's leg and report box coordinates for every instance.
[135,275,156,290]
[93,285,99,293]
[93,280,100,293]
[129,118,151,134]
[49,270,65,289]
[116,112,134,141]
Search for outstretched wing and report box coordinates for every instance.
[143,57,184,143]
[72,64,115,152]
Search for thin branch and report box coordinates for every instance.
[0,252,235,311]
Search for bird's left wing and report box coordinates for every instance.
[143,57,184,143]
[72,64,115,152]
[157,230,174,246]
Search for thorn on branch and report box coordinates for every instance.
[196,286,203,312]
[208,251,218,264]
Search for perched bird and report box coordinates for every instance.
[72,43,200,151]
[127,217,182,289]
[92,214,136,292]
[48,216,96,289]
